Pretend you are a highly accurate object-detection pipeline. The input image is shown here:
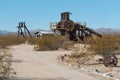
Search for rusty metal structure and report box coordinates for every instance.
[103,53,118,67]
[50,12,102,41]
[17,22,32,39]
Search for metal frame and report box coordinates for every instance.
[17,22,32,39]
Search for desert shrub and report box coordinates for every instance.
[28,37,37,45]
[0,36,3,46]
[0,35,25,48]
[69,51,86,58]
[88,34,120,55]
[0,49,13,79]
[61,41,74,50]
[35,35,64,50]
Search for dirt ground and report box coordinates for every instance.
[61,44,120,80]
[9,44,119,80]
[79,54,120,80]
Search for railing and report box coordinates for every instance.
[50,22,87,30]
[75,22,86,27]
[50,22,58,30]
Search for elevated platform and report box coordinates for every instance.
[50,22,87,30]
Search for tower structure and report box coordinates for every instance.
[17,22,32,39]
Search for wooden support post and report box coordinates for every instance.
[17,22,32,39]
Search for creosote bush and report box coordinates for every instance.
[0,35,25,48]
[88,34,120,55]
[67,34,120,63]
[0,34,21,79]
[69,52,86,58]
[35,35,64,50]
[61,41,74,50]
[28,35,75,51]
[0,49,13,79]
[28,37,37,45]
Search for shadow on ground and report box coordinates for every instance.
[3,59,23,63]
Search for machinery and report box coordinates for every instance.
[17,22,32,39]
[50,12,102,41]
[103,53,118,67]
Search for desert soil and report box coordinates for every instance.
[10,44,111,80]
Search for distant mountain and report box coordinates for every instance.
[0,28,120,36]
[0,30,10,35]
[95,28,120,34]
[0,29,54,36]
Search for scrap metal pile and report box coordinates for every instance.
[103,53,118,67]
[50,12,102,41]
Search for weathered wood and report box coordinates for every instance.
[17,22,32,39]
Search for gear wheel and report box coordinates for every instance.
[64,20,74,31]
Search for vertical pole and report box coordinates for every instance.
[25,26,32,38]
[20,28,25,38]
[18,28,20,38]
[54,30,56,36]
[24,27,27,38]
[24,23,27,39]
[78,30,80,38]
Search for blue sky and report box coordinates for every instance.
[0,0,120,31]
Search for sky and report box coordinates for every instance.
[0,0,120,31]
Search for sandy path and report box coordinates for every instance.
[10,44,98,80]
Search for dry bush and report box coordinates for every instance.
[35,35,64,50]
[69,52,86,58]
[88,34,120,55]
[29,35,74,51]
[28,37,37,45]
[61,41,74,50]
[66,34,120,65]
[0,36,3,46]
[0,35,25,48]
[0,49,13,79]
